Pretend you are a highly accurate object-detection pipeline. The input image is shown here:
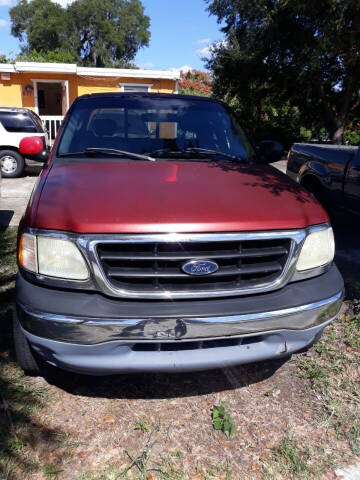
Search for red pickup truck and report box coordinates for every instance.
[14,93,344,376]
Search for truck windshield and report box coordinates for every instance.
[57,96,255,161]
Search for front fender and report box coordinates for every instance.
[298,160,331,188]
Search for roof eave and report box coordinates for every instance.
[0,62,180,80]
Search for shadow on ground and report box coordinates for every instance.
[42,357,288,400]
[24,161,43,177]
[0,211,14,228]
[0,227,63,480]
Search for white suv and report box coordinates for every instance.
[0,108,49,178]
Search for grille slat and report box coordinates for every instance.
[96,236,292,298]
[107,261,282,278]
[99,245,288,261]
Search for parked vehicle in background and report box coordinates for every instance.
[287,143,360,215]
[0,107,49,178]
[14,93,343,376]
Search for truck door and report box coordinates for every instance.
[344,148,360,215]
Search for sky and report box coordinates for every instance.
[0,0,224,71]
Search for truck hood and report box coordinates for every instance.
[33,160,328,233]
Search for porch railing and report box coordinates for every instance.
[40,115,64,144]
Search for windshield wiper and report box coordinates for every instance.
[145,147,244,162]
[185,148,245,162]
[144,148,185,157]
[59,148,156,162]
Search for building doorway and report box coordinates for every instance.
[32,79,69,142]
[32,80,68,116]
[37,82,63,115]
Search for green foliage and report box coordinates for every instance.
[0,54,9,64]
[212,401,236,438]
[206,0,360,144]
[16,48,78,64]
[9,0,150,67]
[10,0,71,53]
[7,438,26,452]
[344,122,360,145]
[134,419,150,433]
[228,95,312,149]
[68,0,150,67]
[270,437,310,477]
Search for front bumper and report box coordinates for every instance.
[15,266,344,374]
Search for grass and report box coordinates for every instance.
[0,227,66,480]
[269,437,312,478]
[263,305,360,479]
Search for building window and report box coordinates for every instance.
[120,83,152,93]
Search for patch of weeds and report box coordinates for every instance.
[349,424,360,455]
[43,463,63,478]
[344,315,360,347]
[134,419,150,433]
[293,306,360,473]
[55,432,81,449]
[297,358,328,389]
[0,228,69,480]
[76,464,124,480]
[7,438,26,452]
[98,464,123,480]
[170,450,182,459]
[263,437,313,479]
[0,360,54,479]
[0,452,17,480]
[203,461,233,480]
[264,389,274,397]
[157,455,186,480]
[212,401,236,438]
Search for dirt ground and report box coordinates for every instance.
[0,224,359,480]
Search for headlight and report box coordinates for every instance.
[296,227,335,271]
[18,234,89,280]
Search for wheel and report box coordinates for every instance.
[301,176,327,208]
[0,150,25,178]
[13,310,42,376]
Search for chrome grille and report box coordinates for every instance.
[95,235,293,299]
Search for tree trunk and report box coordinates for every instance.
[332,124,344,144]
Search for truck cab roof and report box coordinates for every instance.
[76,91,226,106]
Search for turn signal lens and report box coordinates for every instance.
[37,236,89,280]
[296,227,335,271]
[18,233,37,273]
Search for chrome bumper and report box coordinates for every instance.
[17,291,344,346]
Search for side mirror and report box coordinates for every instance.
[259,140,284,163]
[19,136,44,156]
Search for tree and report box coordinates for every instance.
[9,0,150,68]
[178,69,212,97]
[68,0,150,67]
[206,0,360,144]
[10,0,71,54]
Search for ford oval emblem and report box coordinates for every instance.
[182,259,219,276]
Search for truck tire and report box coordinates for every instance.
[0,150,25,178]
[13,310,42,376]
[301,176,327,207]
